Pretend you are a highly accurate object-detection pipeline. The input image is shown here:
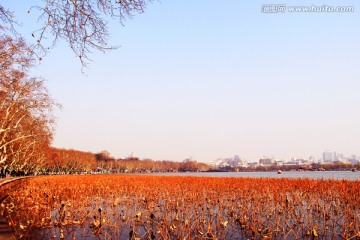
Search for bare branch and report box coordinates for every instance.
[0,5,21,35]
[0,0,153,67]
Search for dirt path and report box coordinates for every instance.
[0,178,16,185]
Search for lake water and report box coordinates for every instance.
[142,170,360,180]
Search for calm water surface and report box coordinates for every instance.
[144,171,360,180]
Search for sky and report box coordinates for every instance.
[3,1,360,162]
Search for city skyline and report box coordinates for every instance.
[3,1,360,163]
[212,150,359,164]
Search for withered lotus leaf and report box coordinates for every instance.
[0,175,358,239]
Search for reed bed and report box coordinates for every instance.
[0,175,359,239]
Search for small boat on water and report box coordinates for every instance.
[352,168,358,172]
[277,170,283,174]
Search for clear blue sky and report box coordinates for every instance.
[4,1,360,162]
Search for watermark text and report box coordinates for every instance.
[261,4,355,13]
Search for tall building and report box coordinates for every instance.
[323,151,336,162]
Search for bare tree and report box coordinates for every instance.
[0,0,152,66]
[0,36,59,172]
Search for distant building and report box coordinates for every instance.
[259,158,276,166]
[213,155,248,168]
[276,161,284,166]
[248,162,259,167]
[296,158,309,165]
[348,158,360,165]
[308,156,315,163]
[283,161,298,166]
[323,151,336,162]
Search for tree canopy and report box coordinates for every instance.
[0,36,59,172]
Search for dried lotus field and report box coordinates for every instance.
[0,175,359,240]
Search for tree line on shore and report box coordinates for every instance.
[1,147,212,177]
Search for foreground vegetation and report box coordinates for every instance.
[1,175,359,239]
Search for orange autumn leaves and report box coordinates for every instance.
[1,175,359,239]
[0,36,59,173]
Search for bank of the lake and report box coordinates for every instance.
[142,170,360,180]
